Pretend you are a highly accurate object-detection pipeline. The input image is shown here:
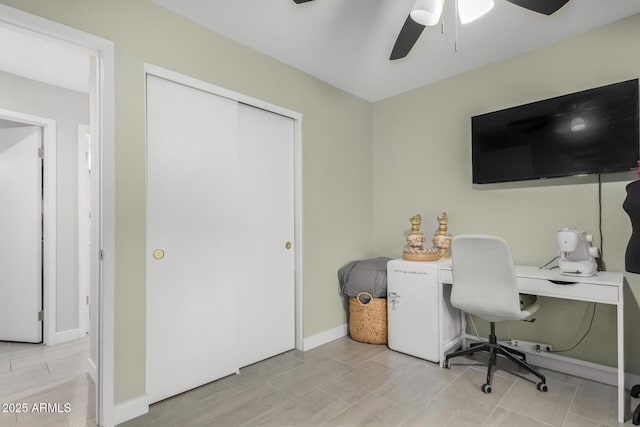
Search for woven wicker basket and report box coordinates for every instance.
[349,292,387,345]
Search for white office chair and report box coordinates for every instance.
[444,234,548,394]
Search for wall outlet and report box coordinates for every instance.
[510,339,552,353]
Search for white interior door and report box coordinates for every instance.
[146,75,240,404]
[237,104,295,368]
[0,126,42,343]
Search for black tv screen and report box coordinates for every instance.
[471,79,639,184]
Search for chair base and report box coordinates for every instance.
[444,322,547,394]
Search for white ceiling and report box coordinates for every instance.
[0,23,91,94]
[150,0,640,101]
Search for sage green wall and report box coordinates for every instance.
[0,0,373,403]
[373,14,640,371]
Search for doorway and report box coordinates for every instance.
[0,59,92,414]
[0,4,115,426]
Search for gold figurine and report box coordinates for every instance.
[402,214,439,261]
[433,212,452,258]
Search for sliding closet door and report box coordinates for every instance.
[236,104,295,368]
[146,75,239,404]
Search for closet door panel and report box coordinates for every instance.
[146,75,240,404]
[237,104,295,368]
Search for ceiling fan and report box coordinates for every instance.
[292,0,571,60]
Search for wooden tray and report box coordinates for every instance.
[402,252,440,262]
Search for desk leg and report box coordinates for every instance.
[618,294,625,423]
[438,282,444,368]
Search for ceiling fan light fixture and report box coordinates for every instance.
[458,0,495,24]
[410,0,444,26]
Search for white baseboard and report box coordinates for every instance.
[114,394,149,425]
[49,329,85,346]
[302,324,347,351]
[464,334,636,387]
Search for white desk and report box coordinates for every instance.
[438,263,625,423]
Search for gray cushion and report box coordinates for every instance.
[338,257,391,298]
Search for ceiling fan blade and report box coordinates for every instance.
[390,15,426,60]
[293,0,315,3]
[505,0,570,15]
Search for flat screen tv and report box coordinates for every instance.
[471,79,639,184]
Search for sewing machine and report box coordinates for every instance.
[557,228,599,276]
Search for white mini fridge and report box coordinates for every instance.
[387,259,461,363]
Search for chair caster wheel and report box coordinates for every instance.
[537,382,548,392]
[443,360,449,369]
[482,384,492,394]
[632,384,640,398]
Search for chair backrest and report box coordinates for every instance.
[450,235,523,322]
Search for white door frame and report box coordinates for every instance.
[144,63,304,351]
[0,5,116,427]
[78,124,91,337]
[0,109,56,345]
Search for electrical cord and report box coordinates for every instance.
[539,255,559,270]
[469,302,595,354]
[598,174,604,262]
[547,178,600,354]
[550,302,597,353]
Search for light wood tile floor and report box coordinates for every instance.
[0,338,89,403]
[0,336,632,426]
[121,337,633,427]
[0,338,95,426]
